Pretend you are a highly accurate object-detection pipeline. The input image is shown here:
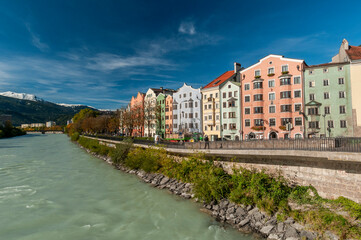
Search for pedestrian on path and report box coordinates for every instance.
[204,135,210,149]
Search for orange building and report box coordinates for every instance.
[130,92,145,137]
[241,55,306,140]
[165,95,173,138]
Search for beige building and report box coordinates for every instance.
[332,39,361,136]
[201,63,241,141]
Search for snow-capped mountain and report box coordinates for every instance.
[0,91,43,102]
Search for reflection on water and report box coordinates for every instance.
[0,134,254,240]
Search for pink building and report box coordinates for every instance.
[241,55,306,140]
[130,92,145,137]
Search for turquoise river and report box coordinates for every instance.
[0,134,254,240]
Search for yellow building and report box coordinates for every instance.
[201,67,239,141]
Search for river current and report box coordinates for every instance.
[0,134,253,240]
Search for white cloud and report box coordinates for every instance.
[25,23,49,52]
[178,21,196,35]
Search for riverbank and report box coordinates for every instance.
[0,126,26,139]
[74,136,361,240]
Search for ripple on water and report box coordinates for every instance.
[0,185,36,201]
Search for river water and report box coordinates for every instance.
[0,134,254,240]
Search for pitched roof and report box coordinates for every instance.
[346,45,361,60]
[202,71,235,89]
[306,62,348,68]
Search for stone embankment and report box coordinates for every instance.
[80,146,326,240]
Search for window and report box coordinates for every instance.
[309,121,319,129]
[294,76,301,84]
[268,80,275,87]
[204,116,207,121]
[309,81,315,87]
[281,105,292,112]
[282,65,288,72]
[245,96,250,102]
[269,93,275,100]
[254,107,263,114]
[173,105,178,110]
[295,104,301,112]
[189,113,193,118]
[216,103,219,109]
[244,84,250,90]
[189,123,193,128]
[204,94,207,99]
[195,102,198,108]
[245,108,250,114]
[245,119,250,127]
[215,93,218,98]
[189,102,193,108]
[185,113,188,118]
[183,93,186,98]
[308,107,319,115]
[228,101,235,107]
[340,105,346,114]
[269,106,276,113]
[174,124,177,128]
[295,117,302,126]
[234,91,238,97]
[294,90,301,98]
[223,124,227,130]
[208,104,211,109]
[190,92,192,97]
[195,112,198,118]
[328,120,334,128]
[216,125,219,131]
[281,118,292,126]
[229,123,236,130]
[339,91,345,98]
[228,84,231,88]
[228,92,232,97]
[223,102,227,108]
[324,92,330,99]
[255,70,261,76]
[338,78,345,85]
[223,92,226,98]
[254,94,263,101]
[253,82,263,89]
[280,91,291,99]
[268,67,275,74]
[204,126,207,131]
[280,78,291,85]
[216,114,219,120]
[173,115,178,119]
[340,120,347,128]
[323,79,329,86]
[204,105,207,110]
[208,115,212,120]
[323,68,328,73]
[324,106,330,114]
[254,119,264,126]
[223,112,227,119]
[309,94,315,101]
[185,103,188,108]
[338,66,344,71]
[229,112,236,118]
[269,118,276,126]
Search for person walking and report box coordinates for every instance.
[154,134,160,145]
[204,135,210,149]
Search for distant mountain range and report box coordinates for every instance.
[0,92,97,126]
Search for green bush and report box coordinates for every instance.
[125,147,168,172]
[77,136,112,156]
[229,168,291,214]
[71,132,80,141]
[111,138,133,165]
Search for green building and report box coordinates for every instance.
[219,80,242,140]
[156,93,166,137]
[304,62,353,137]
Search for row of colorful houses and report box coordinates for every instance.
[121,39,361,140]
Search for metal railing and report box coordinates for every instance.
[85,134,361,153]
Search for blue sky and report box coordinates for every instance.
[0,0,361,109]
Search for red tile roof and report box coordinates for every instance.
[202,70,235,89]
[346,45,361,60]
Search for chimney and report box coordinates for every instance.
[160,87,163,91]
[234,62,241,73]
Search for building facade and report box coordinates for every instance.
[130,92,145,137]
[156,93,166,138]
[331,39,361,136]
[172,83,202,139]
[165,95,173,138]
[241,55,305,140]
[220,80,242,140]
[304,63,353,137]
